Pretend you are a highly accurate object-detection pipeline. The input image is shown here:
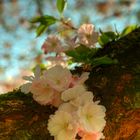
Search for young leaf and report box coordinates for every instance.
[30,15,57,24]
[36,24,48,37]
[57,0,67,14]
[120,25,138,37]
[66,48,81,62]
[30,16,42,23]
[30,15,57,37]
[98,34,110,46]
[66,45,96,63]
[103,32,117,40]
[32,64,46,72]
[91,55,118,67]
[98,31,118,46]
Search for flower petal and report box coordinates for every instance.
[34,65,41,80]
[20,83,31,94]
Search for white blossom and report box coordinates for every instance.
[61,85,87,102]
[48,111,77,140]
[77,102,106,132]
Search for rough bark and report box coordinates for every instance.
[0,28,140,140]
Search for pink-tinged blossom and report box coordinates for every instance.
[30,79,60,106]
[21,65,62,107]
[78,131,103,140]
[50,91,63,107]
[46,55,68,68]
[20,65,41,94]
[43,65,72,92]
[41,35,64,54]
[77,24,99,47]
[21,64,106,139]
[71,72,89,87]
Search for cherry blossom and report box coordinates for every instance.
[42,65,72,92]
[41,35,64,54]
[21,65,106,140]
[48,111,78,140]
[71,72,89,87]
[77,102,106,132]
[46,54,68,68]
[78,131,103,140]
[61,85,93,108]
[70,91,94,107]
[77,24,99,47]
[61,85,87,102]
[20,65,41,94]
[30,79,58,106]
[50,91,63,107]
[59,102,77,114]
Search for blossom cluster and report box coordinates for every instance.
[41,24,99,67]
[21,65,106,140]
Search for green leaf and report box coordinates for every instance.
[120,25,138,37]
[98,34,110,46]
[32,64,46,73]
[103,32,117,40]
[66,46,118,67]
[91,56,118,67]
[66,45,97,63]
[66,48,81,62]
[36,24,48,37]
[30,15,57,37]
[98,32,119,46]
[98,31,118,46]
[74,45,91,54]
[57,0,67,13]
[30,17,42,23]
[30,15,57,24]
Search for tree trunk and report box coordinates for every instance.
[0,28,140,140]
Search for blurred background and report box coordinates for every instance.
[0,0,140,93]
